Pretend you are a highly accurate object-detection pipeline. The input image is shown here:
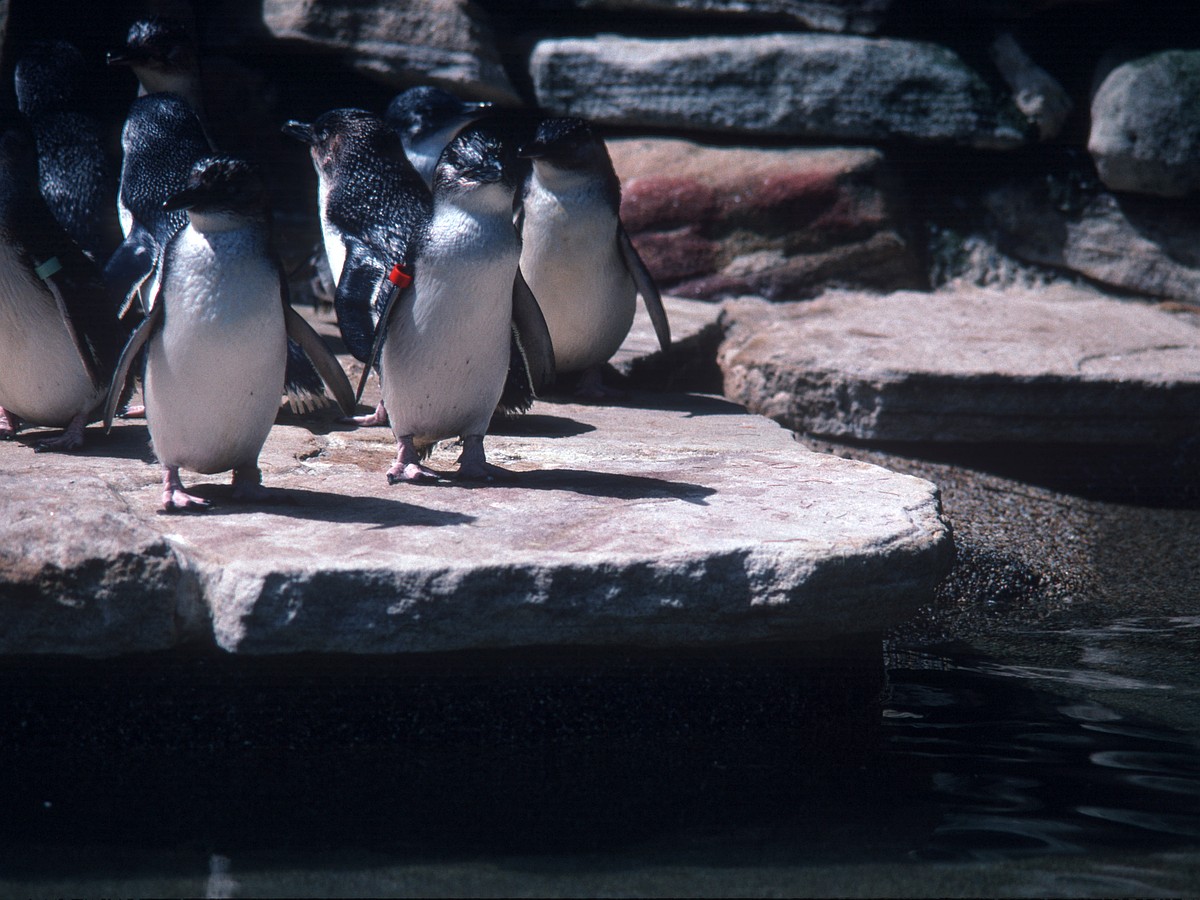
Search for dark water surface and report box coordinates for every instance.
[1,614,1198,898]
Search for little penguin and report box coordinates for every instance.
[384,86,494,189]
[0,116,128,451]
[111,93,333,414]
[103,156,355,511]
[517,117,670,397]
[14,39,122,265]
[107,16,210,136]
[282,108,430,426]
[373,124,554,483]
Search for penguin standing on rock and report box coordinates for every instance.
[517,117,670,398]
[282,108,430,426]
[384,86,494,189]
[374,124,554,483]
[0,117,128,451]
[14,39,122,265]
[104,156,355,511]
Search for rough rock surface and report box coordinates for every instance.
[986,179,1200,302]
[609,139,923,300]
[610,295,725,391]
[261,0,519,103]
[1088,50,1200,198]
[719,286,1200,442]
[570,0,894,33]
[0,311,950,657]
[0,473,203,657]
[530,34,1030,148]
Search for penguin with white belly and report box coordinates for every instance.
[517,117,670,397]
[0,116,127,451]
[375,124,554,483]
[104,156,354,511]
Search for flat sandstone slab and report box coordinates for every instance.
[0,389,949,656]
[720,285,1200,442]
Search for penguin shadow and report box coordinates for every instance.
[10,422,156,462]
[153,482,476,529]
[536,390,748,419]
[438,467,716,506]
[488,412,597,439]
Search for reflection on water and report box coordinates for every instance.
[1,629,1198,896]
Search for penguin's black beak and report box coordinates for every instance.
[516,139,549,160]
[106,50,137,68]
[162,186,200,213]
[281,120,315,144]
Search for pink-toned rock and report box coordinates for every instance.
[610,138,923,301]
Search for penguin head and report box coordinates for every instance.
[433,124,519,202]
[14,40,87,116]
[385,86,494,145]
[163,156,269,223]
[283,108,408,180]
[517,117,605,171]
[108,17,199,92]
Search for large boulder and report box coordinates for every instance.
[986,178,1200,302]
[530,34,1031,148]
[568,0,895,33]
[1089,50,1200,198]
[609,138,924,300]
[262,0,519,103]
[719,286,1200,443]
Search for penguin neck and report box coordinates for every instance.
[429,183,515,253]
[530,159,597,197]
[185,209,267,237]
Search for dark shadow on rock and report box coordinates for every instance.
[488,413,597,439]
[535,390,746,419]
[12,422,154,462]
[853,438,1200,510]
[155,484,475,528]
[425,467,715,505]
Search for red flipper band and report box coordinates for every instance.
[388,264,412,289]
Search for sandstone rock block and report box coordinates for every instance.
[1089,51,1200,198]
[609,138,924,300]
[987,179,1200,302]
[262,0,519,103]
[719,286,1200,443]
[531,33,1030,148]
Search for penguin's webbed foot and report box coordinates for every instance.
[387,435,441,484]
[162,466,210,512]
[573,366,630,402]
[119,403,146,419]
[454,435,515,482]
[386,462,441,485]
[0,407,19,439]
[345,400,389,428]
[33,413,88,453]
[232,466,279,504]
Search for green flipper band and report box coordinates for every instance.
[35,257,62,280]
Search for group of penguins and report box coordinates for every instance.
[0,17,670,510]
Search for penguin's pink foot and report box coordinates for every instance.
[454,435,514,482]
[162,466,210,511]
[33,412,87,452]
[386,435,440,484]
[0,407,19,439]
[231,465,274,503]
[347,400,389,427]
[120,403,146,418]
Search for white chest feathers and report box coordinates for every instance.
[381,186,518,443]
[144,219,286,474]
[519,167,635,373]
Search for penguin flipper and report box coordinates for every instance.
[510,267,555,396]
[103,224,159,319]
[104,298,162,431]
[282,303,356,417]
[618,224,671,354]
[334,242,384,363]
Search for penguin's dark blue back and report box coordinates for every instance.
[119,92,211,247]
[14,40,121,264]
